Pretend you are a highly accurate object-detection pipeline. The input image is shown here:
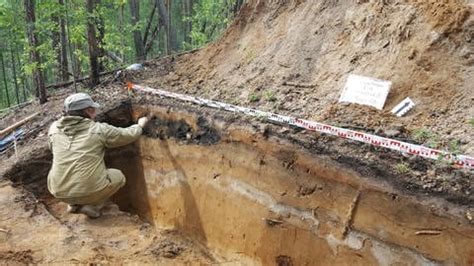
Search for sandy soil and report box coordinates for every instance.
[0,0,473,263]
[0,180,217,264]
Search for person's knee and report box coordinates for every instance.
[107,168,126,188]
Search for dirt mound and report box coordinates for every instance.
[145,0,473,155]
[0,250,34,264]
[0,1,473,264]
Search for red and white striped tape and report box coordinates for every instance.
[131,83,474,169]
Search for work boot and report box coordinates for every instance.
[79,205,101,219]
[66,204,81,213]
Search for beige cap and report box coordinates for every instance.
[64,93,100,112]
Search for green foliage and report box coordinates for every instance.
[0,0,244,108]
[411,128,441,148]
[412,128,432,143]
[248,93,260,103]
[264,91,277,102]
[0,0,30,109]
[447,139,460,154]
[395,162,410,174]
[185,0,238,49]
[23,61,39,76]
[469,118,474,127]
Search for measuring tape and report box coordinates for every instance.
[130,83,474,169]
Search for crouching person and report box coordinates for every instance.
[47,93,149,218]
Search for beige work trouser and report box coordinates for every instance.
[61,169,126,206]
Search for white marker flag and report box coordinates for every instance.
[339,74,392,110]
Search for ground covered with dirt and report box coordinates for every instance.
[0,181,216,264]
[142,0,474,156]
[0,0,473,264]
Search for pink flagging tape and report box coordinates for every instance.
[132,84,474,169]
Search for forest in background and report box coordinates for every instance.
[0,0,244,108]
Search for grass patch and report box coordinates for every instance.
[244,49,257,64]
[412,128,432,143]
[248,93,261,103]
[411,128,440,148]
[395,162,410,174]
[448,139,460,154]
[264,91,277,102]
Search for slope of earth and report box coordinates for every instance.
[142,0,474,156]
[0,0,473,264]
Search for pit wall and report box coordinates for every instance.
[106,105,474,265]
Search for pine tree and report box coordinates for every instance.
[24,0,47,103]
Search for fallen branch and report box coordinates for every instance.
[47,48,201,89]
[282,81,317,88]
[142,2,158,47]
[145,23,163,55]
[0,100,34,115]
[0,112,40,138]
[45,69,120,89]
[105,50,123,63]
[415,230,442,236]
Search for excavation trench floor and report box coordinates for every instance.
[0,183,216,265]
[1,98,473,265]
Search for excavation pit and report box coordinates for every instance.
[3,100,473,265]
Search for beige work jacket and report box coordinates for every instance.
[47,116,142,198]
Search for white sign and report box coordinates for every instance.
[339,74,392,110]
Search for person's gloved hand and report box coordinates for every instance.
[138,117,149,128]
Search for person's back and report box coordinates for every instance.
[47,93,148,218]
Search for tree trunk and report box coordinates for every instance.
[130,0,145,61]
[86,0,100,87]
[184,0,193,44]
[64,0,77,91]
[156,0,177,54]
[95,0,105,72]
[168,0,178,51]
[52,13,61,81]
[0,52,11,107]
[58,0,69,82]
[9,45,20,105]
[182,0,185,43]
[24,0,47,104]
[142,2,157,50]
[74,43,82,77]
[167,0,171,52]
[15,48,28,102]
[119,2,125,61]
